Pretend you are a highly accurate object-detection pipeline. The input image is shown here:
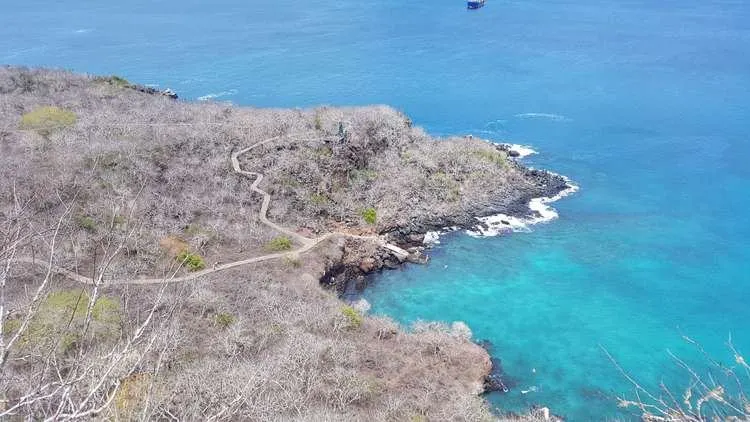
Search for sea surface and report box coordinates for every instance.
[2,0,749,420]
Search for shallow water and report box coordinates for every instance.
[3,0,750,419]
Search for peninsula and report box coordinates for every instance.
[0,67,568,421]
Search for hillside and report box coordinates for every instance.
[0,67,561,421]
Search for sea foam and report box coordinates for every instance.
[422,227,461,246]
[514,112,569,122]
[503,143,538,158]
[198,89,238,101]
[467,179,579,237]
[422,143,577,241]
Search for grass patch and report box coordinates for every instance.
[340,305,363,329]
[312,146,333,160]
[313,113,323,131]
[94,75,132,88]
[214,312,236,329]
[266,236,292,252]
[2,318,21,335]
[107,75,131,87]
[92,296,121,324]
[400,150,415,164]
[176,250,206,272]
[76,215,97,231]
[19,106,77,135]
[183,224,202,236]
[17,290,121,355]
[111,214,126,227]
[310,192,330,205]
[430,172,461,202]
[472,149,507,168]
[360,207,377,225]
[349,168,378,183]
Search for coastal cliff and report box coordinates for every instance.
[0,67,565,421]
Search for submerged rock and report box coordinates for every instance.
[406,251,429,265]
[482,357,518,394]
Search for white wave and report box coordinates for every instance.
[467,179,579,237]
[503,143,538,158]
[423,231,441,245]
[514,112,569,122]
[73,28,93,34]
[198,89,238,101]
[350,298,371,314]
[521,386,538,394]
[422,226,461,246]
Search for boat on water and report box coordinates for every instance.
[467,0,485,9]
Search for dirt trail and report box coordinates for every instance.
[13,134,382,285]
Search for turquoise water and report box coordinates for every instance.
[3,0,749,419]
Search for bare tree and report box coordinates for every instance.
[604,336,750,421]
[0,184,178,420]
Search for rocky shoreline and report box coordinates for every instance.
[318,151,571,407]
[319,154,571,294]
[2,67,566,421]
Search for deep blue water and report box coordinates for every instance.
[3,1,749,420]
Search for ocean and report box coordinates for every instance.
[2,0,749,419]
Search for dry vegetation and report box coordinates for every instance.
[0,67,563,421]
[242,106,558,237]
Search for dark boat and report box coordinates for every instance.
[468,0,485,9]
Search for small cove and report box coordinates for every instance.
[3,0,750,419]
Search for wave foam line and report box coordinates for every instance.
[423,226,461,246]
[514,112,569,122]
[198,89,238,101]
[467,178,579,237]
[503,143,538,158]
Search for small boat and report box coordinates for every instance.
[467,0,485,9]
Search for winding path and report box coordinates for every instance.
[230,135,316,247]
[12,134,385,285]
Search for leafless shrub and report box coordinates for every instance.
[0,67,557,421]
[605,336,750,421]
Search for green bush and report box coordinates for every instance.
[76,215,97,231]
[2,318,21,335]
[214,312,235,329]
[111,214,126,227]
[94,75,131,87]
[341,305,363,329]
[472,149,507,168]
[108,75,131,87]
[313,113,323,130]
[266,236,292,252]
[176,250,206,272]
[361,207,377,225]
[19,106,77,135]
